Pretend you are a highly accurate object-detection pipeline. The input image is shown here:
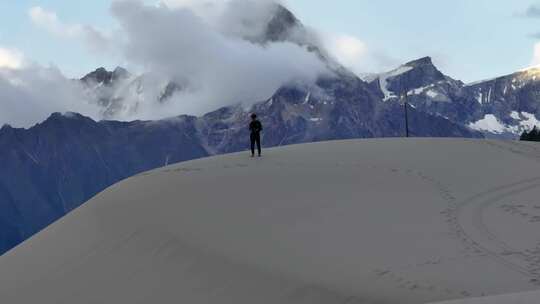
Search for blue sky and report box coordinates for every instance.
[1,0,539,82]
[0,0,116,76]
[288,0,540,81]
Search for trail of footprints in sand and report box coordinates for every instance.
[373,268,474,297]
[370,164,540,291]
[438,181,540,284]
[154,160,478,296]
[149,158,540,289]
[473,140,540,284]
[524,243,540,284]
[479,140,540,163]
[368,165,478,297]
[499,204,540,223]
[158,163,251,175]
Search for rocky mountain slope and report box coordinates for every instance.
[83,56,540,140]
[0,113,208,253]
[369,57,540,138]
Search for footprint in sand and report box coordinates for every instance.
[373,269,390,277]
[173,167,202,173]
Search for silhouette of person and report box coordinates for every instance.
[249,113,263,157]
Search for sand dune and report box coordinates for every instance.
[1,138,540,304]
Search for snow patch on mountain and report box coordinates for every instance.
[465,76,499,87]
[407,83,434,96]
[378,65,414,101]
[469,112,540,135]
[510,111,520,120]
[358,72,379,82]
[426,89,439,99]
[468,114,515,134]
[303,91,311,104]
[519,112,540,130]
[475,92,483,104]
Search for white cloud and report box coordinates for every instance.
[159,0,221,11]
[0,64,101,128]
[318,31,401,76]
[2,0,328,126]
[521,4,540,18]
[157,0,286,43]
[28,6,113,56]
[322,33,368,73]
[29,6,83,38]
[106,0,328,117]
[154,1,398,77]
[531,42,540,67]
[0,48,25,69]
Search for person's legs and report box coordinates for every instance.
[250,134,256,156]
[256,134,261,156]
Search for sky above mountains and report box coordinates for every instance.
[1,0,540,82]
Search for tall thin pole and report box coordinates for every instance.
[403,94,410,138]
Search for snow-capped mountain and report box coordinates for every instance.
[368,57,540,138]
[81,66,130,86]
[81,51,540,141]
[199,74,479,155]
[464,67,540,136]
[81,68,185,120]
[370,57,462,102]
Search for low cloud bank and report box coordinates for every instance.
[0,65,100,128]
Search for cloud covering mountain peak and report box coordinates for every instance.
[0,0,333,127]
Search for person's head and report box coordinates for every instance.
[251,113,257,120]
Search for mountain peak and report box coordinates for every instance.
[43,112,96,126]
[405,56,434,68]
[264,4,301,42]
[374,56,450,100]
[81,67,129,85]
[113,67,129,78]
[0,124,13,131]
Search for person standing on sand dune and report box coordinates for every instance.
[249,113,263,157]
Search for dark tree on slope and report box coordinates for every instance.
[520,126,540,141]
[521,130,530,141]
